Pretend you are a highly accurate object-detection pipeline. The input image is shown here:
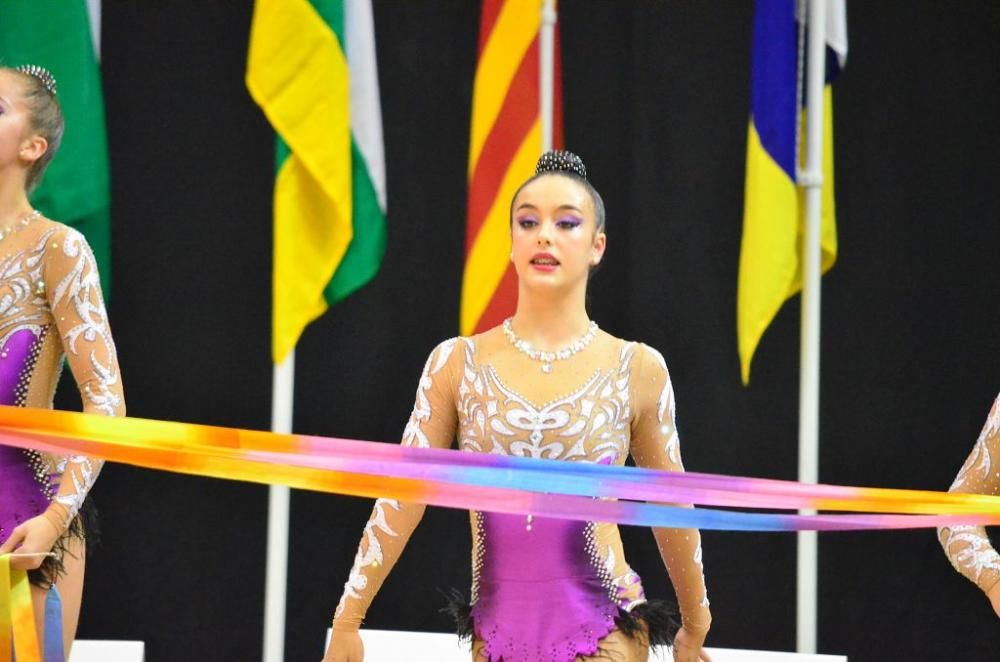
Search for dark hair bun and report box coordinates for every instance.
[535,150,587,180]
[14,64,57,95]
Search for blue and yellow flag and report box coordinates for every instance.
[737,0,847,384]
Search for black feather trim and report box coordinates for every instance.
[27,499,98,588]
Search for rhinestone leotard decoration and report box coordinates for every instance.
[332,330,712,660]
[0,219,124,577]
[501,318,599,374]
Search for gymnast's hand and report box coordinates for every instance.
[988,582,1000,619]
[323,630,363,662]
[0,513,62,571]
[673,625,712,662]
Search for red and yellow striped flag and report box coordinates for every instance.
[460,0,562,335]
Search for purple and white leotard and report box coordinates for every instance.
[332,331,710,661]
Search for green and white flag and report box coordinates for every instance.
[0,0,111,292]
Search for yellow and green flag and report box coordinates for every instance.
[247,0,387,362]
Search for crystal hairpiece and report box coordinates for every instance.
[14,65,57,95]
[535,150,587,180]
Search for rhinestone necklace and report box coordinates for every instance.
[0,209,41,243]
[502,317,599,374]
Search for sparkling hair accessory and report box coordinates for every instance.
[535,150,587,180]
[14,65,57,95]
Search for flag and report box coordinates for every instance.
[247,0,387,362]
[737,0,847,384]
[0,0,111,293]
[460,0,563,335]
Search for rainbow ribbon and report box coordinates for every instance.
[0,553,41,662]
[0,406,997,532]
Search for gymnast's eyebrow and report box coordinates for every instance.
[515,203,583,213]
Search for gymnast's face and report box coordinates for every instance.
[0,71,45,180]
[510,174,606,292]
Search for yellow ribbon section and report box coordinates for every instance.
[0,554,41,662]
[0,554,10,662]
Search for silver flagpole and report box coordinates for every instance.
[264,354,294,662]
[797,0,827,654]
[86,0,101,59]
[540,0,557,152]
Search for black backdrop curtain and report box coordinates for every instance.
[62,2,1000,660]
